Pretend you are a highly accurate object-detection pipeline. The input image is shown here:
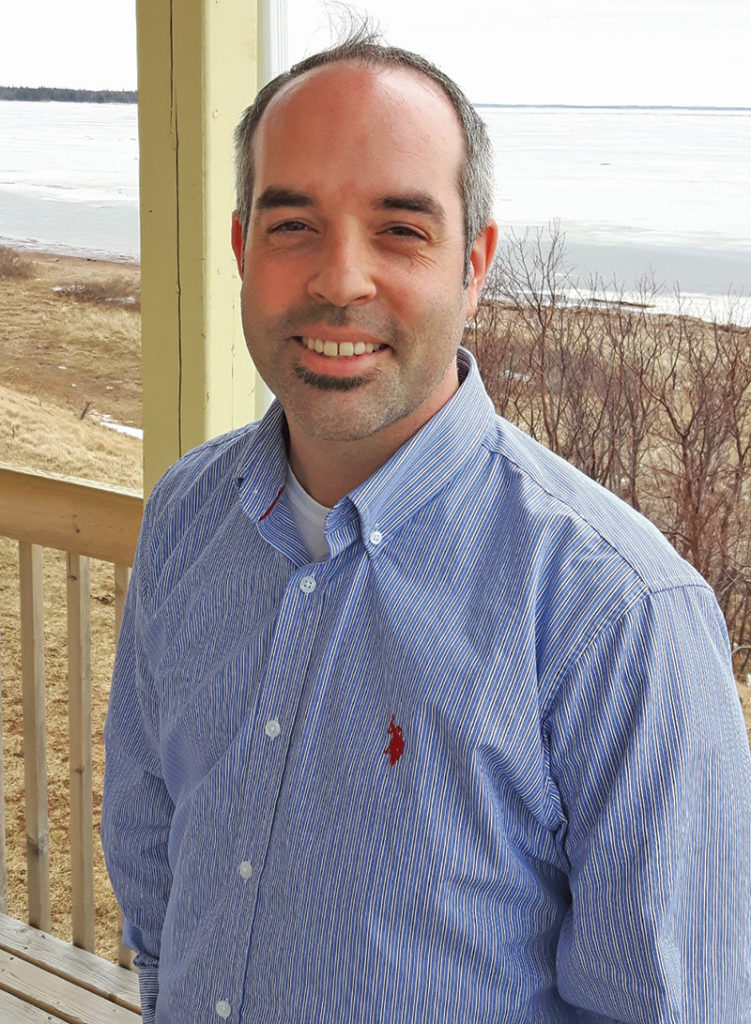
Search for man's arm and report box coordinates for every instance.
[548,583,751,1021]
[101,549,174,1024]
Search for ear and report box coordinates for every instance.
[231,211,245,276]
[464,220,498,318]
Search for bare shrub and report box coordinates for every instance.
[0,245,35,280]
[53,275,141,312]
[465,224,751,672]
[645,312,751,655]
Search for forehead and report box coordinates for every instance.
[250,62,466,203]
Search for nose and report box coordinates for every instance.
[307,226,377,308]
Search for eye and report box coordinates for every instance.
[268,219,311,234]
[383,224,427,241]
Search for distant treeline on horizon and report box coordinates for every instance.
[475,102,750,111]
[0,86,137,104]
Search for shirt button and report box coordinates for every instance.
[239,860,253,880]
[369,530,383,545]
[299,574,316,593]
[216,1000,231,1019]
[264,718,281,739]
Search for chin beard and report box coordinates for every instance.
[294,365,375,392]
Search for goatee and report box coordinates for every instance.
[293,365,376,392]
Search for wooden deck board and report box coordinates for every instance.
[0,915,140,1022]
[0,950,140,1023]
[0,986,69,1022]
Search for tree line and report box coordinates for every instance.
[0,86,136,103]
[464,225,751,675]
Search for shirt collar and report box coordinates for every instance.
[236,399,289,522]
[236,347,495,547]
[339,348,495,546]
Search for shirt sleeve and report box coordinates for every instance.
[101,501,174,1022]
[547,582,751,1021]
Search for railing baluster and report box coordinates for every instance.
[2,467,142,965]
[67,552,95,952]
[19,540,51,932]
[0,636,8,914]
[114,565,131,637]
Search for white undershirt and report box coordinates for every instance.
[285,465,332,562]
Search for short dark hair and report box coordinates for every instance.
[234,21,495,283]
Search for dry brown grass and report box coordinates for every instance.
[0,245,34,280]
[1,249,142,960]
[53,276,141,313]
[0,250,141,435]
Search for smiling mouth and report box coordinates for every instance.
[299,336,386,358]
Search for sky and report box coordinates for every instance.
[2,0,750,106]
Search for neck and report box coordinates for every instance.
[284,358,462,506]
[288,432,397,507]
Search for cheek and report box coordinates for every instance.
[385,272,449,320]
[241,261,284,316]
[244,250,311,313]
[386,283,421,319]
[401,275,467,326]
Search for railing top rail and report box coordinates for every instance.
[0,464,143,566]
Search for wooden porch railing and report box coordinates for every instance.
[0,464,143,969]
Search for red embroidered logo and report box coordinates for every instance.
[383,714,404,766]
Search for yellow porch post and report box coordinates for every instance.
[136,0,263,493]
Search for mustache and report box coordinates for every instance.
[272,304,399,341]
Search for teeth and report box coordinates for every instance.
[302,337,380,358]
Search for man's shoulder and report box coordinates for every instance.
[147,422,259,518]
[481,413,704,595]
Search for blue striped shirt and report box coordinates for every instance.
[102,348,751,1023]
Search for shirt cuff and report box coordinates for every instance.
[135,960,159,1023]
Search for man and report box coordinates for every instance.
[102,27,751,1024]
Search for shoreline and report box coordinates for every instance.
[562,236,751,325]
[493,228,751,327]
[2,241,748,330]
[0,235,140,267]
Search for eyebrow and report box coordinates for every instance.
[255,186,315,212]
[377,193,447,222]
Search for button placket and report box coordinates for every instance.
[230,562,325,979]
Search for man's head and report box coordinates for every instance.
[234,23,495,285]
[230,28,497,502]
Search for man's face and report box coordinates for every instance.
[233,62,495,461]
